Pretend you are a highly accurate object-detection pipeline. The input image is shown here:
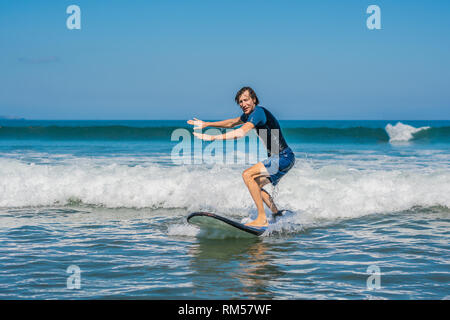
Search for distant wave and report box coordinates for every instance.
[385,122,430,142]
[0,125,184,141]
[283,127,390,142]
[386,123,450,143]
[0,123,449,143]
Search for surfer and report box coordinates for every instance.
[187,87,295,228]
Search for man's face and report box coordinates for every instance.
[238,91,256,115]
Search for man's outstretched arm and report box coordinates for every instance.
[193,122,255,141]
[187,117,243,130]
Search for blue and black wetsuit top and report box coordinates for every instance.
[240,106,289,157]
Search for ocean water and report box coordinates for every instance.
[0,120,449,299]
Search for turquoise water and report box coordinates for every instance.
[0,120,449,299]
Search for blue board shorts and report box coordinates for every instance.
[262,147,295,186]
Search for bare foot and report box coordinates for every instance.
[245,218,269,228]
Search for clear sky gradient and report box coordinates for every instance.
[0,0,449,120]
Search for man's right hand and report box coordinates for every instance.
[187,118,207,130]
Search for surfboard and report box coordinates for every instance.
[187,211,286,237]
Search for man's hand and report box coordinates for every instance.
[187,118,207,130]
[193,132,216,141]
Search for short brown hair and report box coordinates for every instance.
[235,87,259,105]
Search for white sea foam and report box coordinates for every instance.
[385,122,430,143]
[1,158,449,223]
[167,223,200,237]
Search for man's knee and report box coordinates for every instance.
[242,169,254,183]
[255,176,270,188]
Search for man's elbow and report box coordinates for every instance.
[229,121,239,128]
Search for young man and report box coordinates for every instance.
[187,87,295,228]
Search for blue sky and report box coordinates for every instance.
[0,0,449,120]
